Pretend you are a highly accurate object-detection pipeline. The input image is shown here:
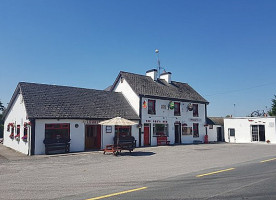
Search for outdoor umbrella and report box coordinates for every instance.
[99,117,137,126]
[99,117,138,146]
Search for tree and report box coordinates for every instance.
[0,100,4,112]
[268,95,276,116]
[250,110,266,117]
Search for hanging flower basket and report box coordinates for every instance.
[15,134,20,141]
[9,133,14,139]
[168,101,174,110]
[7,123,15,131]
[24,122,31,128]
[21,135,27,142]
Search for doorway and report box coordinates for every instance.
[85,125,101,150]
[228,128,236,143]
[144,124,150,146]
[251,125,265,142]
[174,124,181,144]
[217,127,222,142]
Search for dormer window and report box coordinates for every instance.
[148,99,156,115]
[193,104,199,117]
[174,102,180,116]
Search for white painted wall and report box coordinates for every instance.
[224,117,276,144]
[141,98,206,146]
[207,125,224,142]
[113,78,140,115]
[35,119,85,154]
[3,93,29,155]
[35,119,140,155]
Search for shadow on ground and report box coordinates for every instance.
[118,151,156,157]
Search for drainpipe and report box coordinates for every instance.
[205,104,208,135]
[29,119,36,155]
[139,95,142,147]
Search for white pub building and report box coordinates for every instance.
[110,69,209,146]
[3,69,209,155]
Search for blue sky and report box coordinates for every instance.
[0,0,275,117]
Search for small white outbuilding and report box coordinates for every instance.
[206,117,224,142]
[224,117,276,144]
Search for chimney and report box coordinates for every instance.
[146,69,157,81]
[160,72,172,83]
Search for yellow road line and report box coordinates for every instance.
[196,168,235,178]
[86,187,147,200]
[260,158,276,163]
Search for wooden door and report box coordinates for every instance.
[96,125,101,149]
[85,125,93,149]
[85,125,101,149]
[144,125,150,146]
[174,124,181,144]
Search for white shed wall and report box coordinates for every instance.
[207,125,224,142]
[224,117,276,144]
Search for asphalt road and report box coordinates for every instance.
[1,143,276,200]
[80,158,276,200]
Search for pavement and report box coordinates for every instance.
[114,159,276,200]
[1,143,276,199]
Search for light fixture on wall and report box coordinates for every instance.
[187,103,193,111]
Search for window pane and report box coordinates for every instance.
[45,124,70,140]
[193,104,198,117]
[115,126,131,137]
[153,124,168,136]
[24,127,28,136]
[174,102,180,116]
[17,125,20,135]
[193,123,199,137]
[229,128,235,136]
[148,100,156,114]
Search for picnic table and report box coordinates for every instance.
[103,136,136,156]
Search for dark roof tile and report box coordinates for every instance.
[207,117,224,125]
[114,71,208,103]
[16,82,139,120]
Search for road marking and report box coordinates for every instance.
[260,158,276,163]
[85,187,147,200]
[196,168,235,177]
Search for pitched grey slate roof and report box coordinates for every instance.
[112,71,208,103]
[5,82,139,120]
[206,117,224,126]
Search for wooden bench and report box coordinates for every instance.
[157,136,170,145]
[44,143,70,155]
[43,138,70,155]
